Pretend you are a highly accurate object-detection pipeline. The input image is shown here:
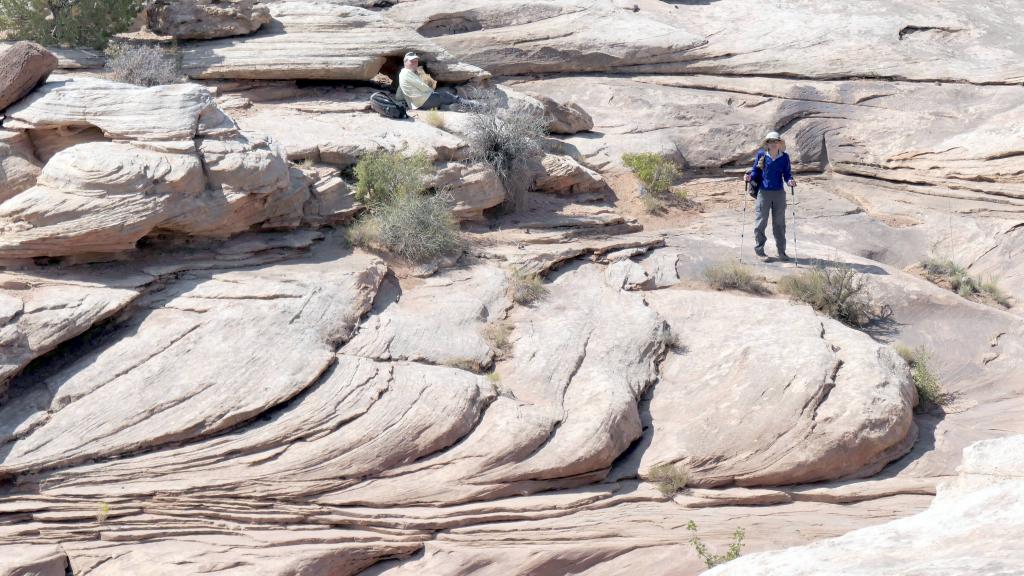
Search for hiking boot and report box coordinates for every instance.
[777,252,791,261]
[754,246,766,257]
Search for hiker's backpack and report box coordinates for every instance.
[370,91,408,119]
[748,153,765,198]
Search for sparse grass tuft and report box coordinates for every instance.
[447,358,480,372]
[777,265,873,326]
[300,157,315,170]
[920,256,1010,308]
[353,150,432,206]
[96,502,110,524]
[649,462,689,497]
[703,261,768,294]
[106,43,181,87]
[894,344,953,410]
[687,520,745,569]
[623,152,685,214]
[422,109,446,129]
[483,321,514,359]
[510,268,548,305]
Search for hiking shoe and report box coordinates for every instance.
[777,252,791,261]
[754,246,766,257]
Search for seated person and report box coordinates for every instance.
[396,52,467,110]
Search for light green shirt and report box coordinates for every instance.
[399,68,433,109]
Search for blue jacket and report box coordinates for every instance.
[749,150,793,191]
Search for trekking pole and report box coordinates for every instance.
[739,182,749,262]
[789,183,798,267]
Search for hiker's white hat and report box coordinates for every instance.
[403,52,420,63]
[763,131,782,142]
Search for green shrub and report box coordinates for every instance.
[0,0,143,49]
[354,150,432,206]
[778,265,872,326]
[920,256,1009,308]
[510,267,548,305]
[687,521,745,569]
[894,344,953,409]
[703,261,768,294]
[464,91,547,211]
[648,463,688,497]
[348,191,461,263]
[622,153,681,197]
[106,43,180,87]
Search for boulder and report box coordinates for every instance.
[531,154,606,196]
[147,0,272,40]
[703,436,1024,575]
[526,92,593,134]
[432,162,506,221]
[0,42,58,111]
[624,290,917,488]
[0,544,67,576]
[0,129,41,203]
[179,2,487,82]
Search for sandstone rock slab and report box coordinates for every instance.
[0,129,40,203]
[0,42,57,111]
[147,0,271,40]
[532,154,606,196]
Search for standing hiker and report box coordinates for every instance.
[396,52,467,110]
[744,131,796,260]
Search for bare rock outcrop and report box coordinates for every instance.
[703,435,1024,575]
[0,129,41,202]
[0,42,58,111]
[179,1,487,82]
[625,290,918,488]
[532,154,606,196]
[147,0,272,40]
[525,91,593,134]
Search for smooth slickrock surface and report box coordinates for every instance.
[624,290,917,487]
[703,435,1024,575]
[147,0,271,40]
[0,42,57,111]
[179,1,487,82]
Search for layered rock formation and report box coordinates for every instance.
[146,0,272,40]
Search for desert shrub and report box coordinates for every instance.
[510,267,548,305]
[623,152,684,213]
[464,90,547,211]
[106,43,180,87]
[0,0,143,49]
[648,463,688,497]
[703,261,768,294]
[894,344,953,409]
[370,191,461,262]
[920,256,1009,307]
[778,265,872,326]
[422,109,445,129]
[483,321,513,358]
[687,521,745,569]
[354,150,432,206]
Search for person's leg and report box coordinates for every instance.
[418,91,459,110]
[770,189,788,255]
[753,191,770,255]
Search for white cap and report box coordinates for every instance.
[764,131,782,142]
[403,52,420,64]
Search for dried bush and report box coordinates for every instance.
[895,344,953,410]
[106,43,180,87]
[0,0,142,49]
[354,150,432,207]
[778,265,873,327]
[687,520,745,569]
[703,261,768,294]
[648,463,688,497]
[422,109,445,129]
[464,90,547,211]
[510,267,548,305]
[483,321,514,359]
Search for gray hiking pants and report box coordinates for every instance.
[419,91,460,110]
[754,188,787,253]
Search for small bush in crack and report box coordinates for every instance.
[510,267,548,305]
[778,265,873,327]
[354,150,432,207]
[703,261,768,294]
[421,109,446,129]
[648,462,689,497]
[623,152,683,214]
[464,89,547,211]
[687,520,745,569]
[348,190,462,263]
[106,43,181,87]
[483,321,514,359]
[920,256,1010,308]
[895,344,954,410]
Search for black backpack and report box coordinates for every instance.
[748,153,765,198]
[369,91,408,119]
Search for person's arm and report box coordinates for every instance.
[745,151,763,182]
[783,154,795,186]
